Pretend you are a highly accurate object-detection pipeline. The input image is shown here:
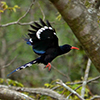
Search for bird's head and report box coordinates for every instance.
[60,44,79,54]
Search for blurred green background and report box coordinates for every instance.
[0,0,100,95]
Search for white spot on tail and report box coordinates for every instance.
[26,63,32,67]
[21,66,25,69]
[33,60,36,63]
[16,69,20,71]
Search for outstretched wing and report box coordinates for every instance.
[26,18,58,55]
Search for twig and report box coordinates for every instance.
[86,75,100,83]
[81,59,91,98]
[66,75,100,85]
[52,75,100,91]
[56,80,85,100]
[37,2,45,21]
[0,0,35,27]
[51,64,71,81]
[66,84,82,99]
[67,58,91,99]
[0,56,17,69]
[17,0,35,22]
[66,75,100,99]
[91,95,100,100]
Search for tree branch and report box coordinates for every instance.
[56,80,85,100]
[53,75,100,99]
[91,95,100,100]
[0,74,100,100]
[66,84,82,99]
[67,75,100,99]
[17,0,35,22]
[0,85,66,100]
[0,0,35,27]
[0,88,34,100]
[0,56,17,69]
[81,59,91,98]
[51,64,71,81]
[37,2,45,21]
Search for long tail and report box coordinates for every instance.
[7,58,40,77]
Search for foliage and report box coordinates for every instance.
[0,1,20,13]
[0,78,23,87]
[0,78,92,99]
[44,80,92,100]
[56,12,61,21]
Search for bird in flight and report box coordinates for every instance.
[7,18,79,76]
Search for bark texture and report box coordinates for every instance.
[49,0,100,72]
[0,85,65,100]
[0,88,33,100]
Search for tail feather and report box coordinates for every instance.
[7,58,39,77]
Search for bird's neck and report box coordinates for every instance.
[59,46,66,55]
[59,45,71,55]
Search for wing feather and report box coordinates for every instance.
[26,18,58,55]
[46,20,52,27]
[40,18,46,26]
[30,25,39,31]
[34,22,42,28]
[28,30,36,33]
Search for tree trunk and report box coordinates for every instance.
[49,0,100,72]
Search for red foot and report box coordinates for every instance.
[44,63,51,71]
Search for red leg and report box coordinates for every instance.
[44,63,51,71]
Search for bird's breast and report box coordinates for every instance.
[41,47,61,64]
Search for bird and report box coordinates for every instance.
[7,18,79,76]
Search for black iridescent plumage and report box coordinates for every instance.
[7,18,79,76]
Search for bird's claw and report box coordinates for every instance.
[44,63,51,71]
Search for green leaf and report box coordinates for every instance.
[0,10,4,13]
[12,8,16,12]
[56,14,61,21]
[0,78,4,83]
[44,83,50,88]
[1,1,8,9]
[14,5,20,9]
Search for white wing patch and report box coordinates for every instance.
[36,26,53,39]
[49,27,52,30]
[44,26,48,29]
[54,32,56,35]
[29,38,33,43]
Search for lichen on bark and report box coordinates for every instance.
[49,0,100,72]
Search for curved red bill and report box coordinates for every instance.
[71,46,79,50]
